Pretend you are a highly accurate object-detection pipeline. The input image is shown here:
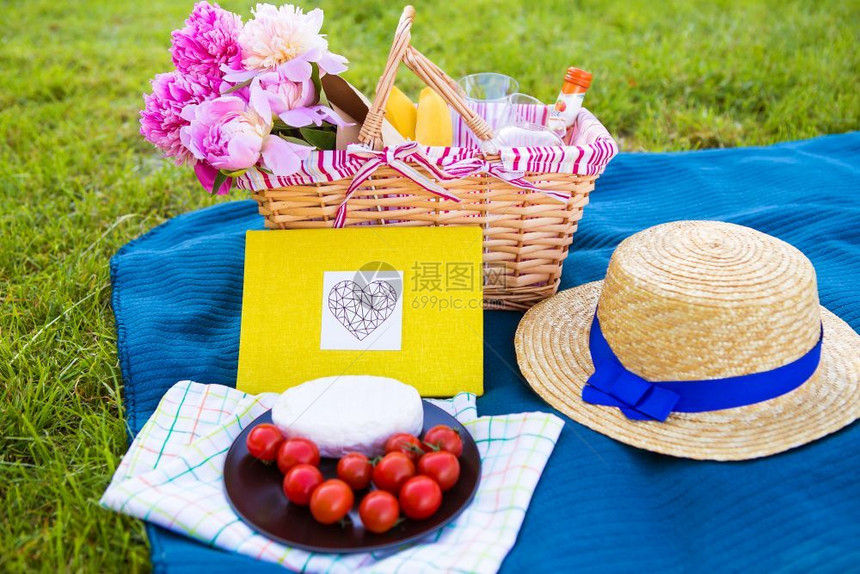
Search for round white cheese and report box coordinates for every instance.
[271,376,424,458]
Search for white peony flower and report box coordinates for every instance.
[239,3,329,71]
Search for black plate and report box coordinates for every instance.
[223,401,481,553]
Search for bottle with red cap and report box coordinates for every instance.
[548,67,593,136]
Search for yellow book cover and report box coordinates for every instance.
[237,227,484,396]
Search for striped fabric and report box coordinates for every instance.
[496,108,619,176]
[450,101,549,144]
[451,102,549,148]
[455,105,618,175]
[235,107,616,192]
[236,150,363,191]
[101,381,563,573]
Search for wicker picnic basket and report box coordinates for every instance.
[241,6,617,310]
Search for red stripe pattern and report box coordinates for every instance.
[235,107,617,192]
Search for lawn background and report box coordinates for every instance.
[1,0,857,571]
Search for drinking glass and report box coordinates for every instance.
[456,73,520,131]
[457,73,520,101]
[499,93,552,127]
[494,93,563,147]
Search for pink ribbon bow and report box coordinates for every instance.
[336,143,570,228]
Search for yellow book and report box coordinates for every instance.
[237,227,484,397]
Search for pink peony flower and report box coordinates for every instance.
[223,3,348,84]
[140,71,213,164]
[171,2,243,86]
[249,68,347,128]
[180,95,312,193]
[192,160,233,195]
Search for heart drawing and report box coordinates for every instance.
[327,280,398,340]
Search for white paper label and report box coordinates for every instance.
[320,270,404,351]
[550,92,586,129]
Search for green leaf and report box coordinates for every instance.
[271,121,305,139]
[310,63,323,105]
[223,78,252,94]
[211,170,229,194]
[279,135,315,147]
[299,127,337,150]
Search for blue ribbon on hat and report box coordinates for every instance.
[583,314,824,422]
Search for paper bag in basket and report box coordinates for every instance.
[322,74,405,150]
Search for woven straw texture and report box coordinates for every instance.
[254,174,596,310]
[515,221,860,460]
[251,6,605,310]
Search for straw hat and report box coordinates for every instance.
[515,221,860,460]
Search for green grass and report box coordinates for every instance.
[0,0,857,570]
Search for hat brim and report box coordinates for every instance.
[515,281,860,461]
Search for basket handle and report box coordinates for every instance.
[358,6,495,148]
[357,6,415,148]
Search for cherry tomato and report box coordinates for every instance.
[398,475,442,520]
[246,424,284,462]
[277,438,320,474]
[417,450,460,492]
[337,452,372,490]
[372,452,415,494]
[309,479,354,525]
[422,425,463,457]
[358,490,400,534]
[384,433,425,463]
[282,464,323,506]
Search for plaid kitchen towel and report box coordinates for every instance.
[101,381,563,573]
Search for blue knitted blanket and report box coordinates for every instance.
[111,133,860,573]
